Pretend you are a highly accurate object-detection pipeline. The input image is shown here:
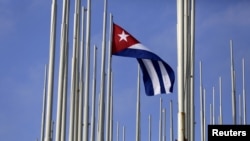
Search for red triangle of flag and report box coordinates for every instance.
[112,23,140,54]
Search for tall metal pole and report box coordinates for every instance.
[159,97,162,141]
[203,88,206,141]
[170,100,173,141]
[105,13,113,141]
[190,0,196,140]
[212,86,215,124]
[77,6,85,141]
[122,126,125,141]
[71,0,81,140]
[90,46,97,141]
[61,40,69,141]
[219,77,223,124]
[136,64,141,141]
[40,65,47,141]
[68,0,81,140]
[60,0,70,140]
[183,0,190,139]
[55,0,70,139]
[44,0,57,140]
[51,120,55,141]
[239,94,242,124]
[55,0,70,140]
[148,114,151,141]
[117,122,119,141]
[242,58,246,124]
[98,0,107,140]
[177,0,185,140]
[199,61,204,141]
[210,104,212,124]
[230,39,236,124]
[162,108,166,141]
[109,76,114,141]
[83,0,92,140]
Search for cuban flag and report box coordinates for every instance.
[112,23,175,96]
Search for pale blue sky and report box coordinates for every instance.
[0,0,250,141]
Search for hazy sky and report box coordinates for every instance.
[0,0,250,141]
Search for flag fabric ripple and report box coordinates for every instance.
[112,23,175,96]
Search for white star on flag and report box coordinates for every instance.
[112,23,175,96]
[118,31,129,42]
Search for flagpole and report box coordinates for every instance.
[203,88,206,141]
[55,0,70,139]
[219,77,223,124]
[183,0,189,138]
[148,114,151,141]
[51,120,55,141]
[109,75,114,141]
[60,14,69,141]
[122,126,125,141]
[117,122,119,141]
[90,45,97,141]
[136,64,141,141]
[210,104,212,124]
[190,0,195,140]
[40,64,47,141]
[71,0,81,140]
[61,38,68,141]
[162,108,166,141]
[97,91,101,139]
[110,94,114,141]
[230,39,236,125]
[67,0,82,140]
[54,0,70,140]
[242,58,246,124]
[239,94,242,124]
[77,6,85,141]
[199,61,204,141]
[44,0,57,140]
[159,97,162,141]
[60,0,70,140]
[98,0,107,139]
[177,0,185,140]
[170,100,173,141]
[83,0,92,139]
[212,86,215,124]
[105,12,113,141]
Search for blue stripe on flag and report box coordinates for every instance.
[114,48,162,61]
[114,48,174,96]
[137,59,155,96]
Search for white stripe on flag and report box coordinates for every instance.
[142,59,161,95]
[158,61,171,93]
[130,43,150,51]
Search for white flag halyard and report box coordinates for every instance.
[112,23,175,96]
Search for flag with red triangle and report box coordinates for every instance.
[112,23,175,96]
